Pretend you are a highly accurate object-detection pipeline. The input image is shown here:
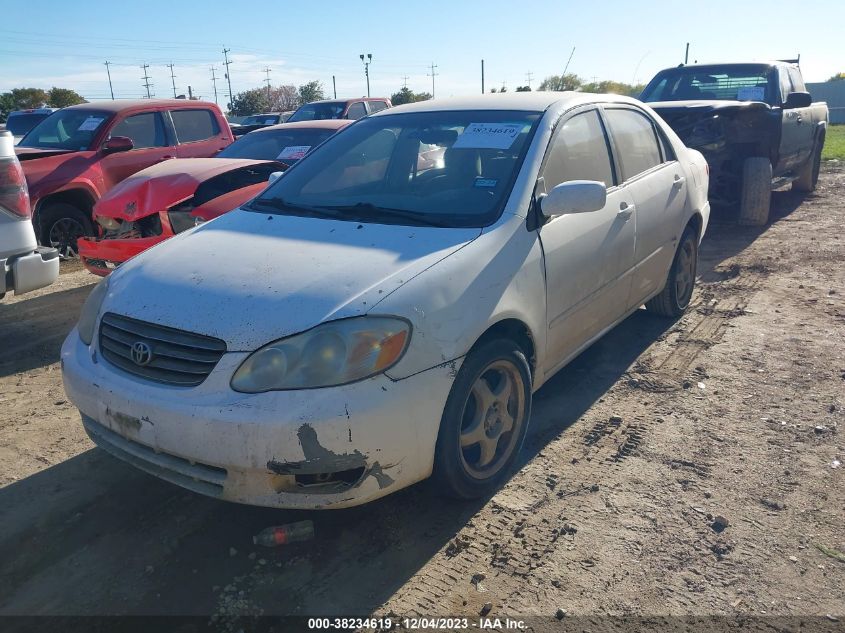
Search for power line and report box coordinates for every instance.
[167,63,177,97]
[427,62,438,98]
[140,63,153,98]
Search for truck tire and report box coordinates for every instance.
[38,203,94,259]
[738,157,772,226]
[645,226,698,318]
[792,133,823,193]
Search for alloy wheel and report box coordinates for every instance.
[49,217,86,259]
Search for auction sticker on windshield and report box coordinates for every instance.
[453,123,522,149]
[277,145,311,160]
[78,116,105,132]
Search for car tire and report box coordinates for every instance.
[645,226,699,318]
[38,203,94,259]
[432,339,532,500]
[738,157,772,226]
[792,134,823,193]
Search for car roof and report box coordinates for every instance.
[251,119,353,134]
[63,99,218,113]
[372,92,638,116]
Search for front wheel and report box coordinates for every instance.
[432,339,532,499]
[645,226,699,318]
[738,157,772,226]
[38,203,94,259]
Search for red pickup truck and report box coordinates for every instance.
[15,99,233,257]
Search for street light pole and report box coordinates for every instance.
[359,53,372,97]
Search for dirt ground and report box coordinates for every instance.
[0,167,843,630]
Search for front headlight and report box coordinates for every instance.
[78,276,110,345]
[231,317,411,392]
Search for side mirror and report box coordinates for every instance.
[784,91,812,109]
[102,136,134,154]
[539,180,607,219]
[267,171,284,185]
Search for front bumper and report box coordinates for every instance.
[78,236,166,277]
[61,329,457,509]
[2,246,59,294]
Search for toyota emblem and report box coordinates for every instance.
[130,341,153,366]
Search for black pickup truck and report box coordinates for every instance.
[641,62,828,225]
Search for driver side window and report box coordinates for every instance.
[110,112,167,149]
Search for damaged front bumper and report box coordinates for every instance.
[61,329,457,509]
[78,236,166,277]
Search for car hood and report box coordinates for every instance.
[94,158,278,221]
[104,209,481,350]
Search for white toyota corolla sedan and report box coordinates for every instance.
[62,93,709,509]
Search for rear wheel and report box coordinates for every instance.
[39,203,94,259]
[432,339,532,499]
[645,226,698,318]
[738,156,772,226]
[792,134,823,193]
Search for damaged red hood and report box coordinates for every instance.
[94,158,277,221]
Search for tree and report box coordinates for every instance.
[9,87,49,109]
[0,93,15,123]
[298,80,325,104]
[515,85,531,92]
[827,72,845,82]
[580,79,644,97]
[270,85,299,111]
[229,88,270,116]
[47,87,86,108]
[390,86,431,105]
[538,74,581,92]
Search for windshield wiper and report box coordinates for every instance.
[318,202,451,227]
[246,197,344,219]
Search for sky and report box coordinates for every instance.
[1,0,843,104]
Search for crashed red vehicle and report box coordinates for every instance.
[78,119,351,275]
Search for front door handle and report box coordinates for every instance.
[618,202,634,219]
[673,175,686,187]
[158,155,175,162]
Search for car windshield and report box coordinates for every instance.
[6,112,51,136]
[240,115,279,126]
[18,109,111,150]
[641,66,772,102]
[217,127,339,161]
[247,110,540,228]
[287,102,346,122]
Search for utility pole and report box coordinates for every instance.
[210,67,219,104]
[104,60,114,100]
[402,75,409,89]
[359,53,372,97]
[481,59,485,94]
[427,62,438,98]
[141,64,153,98]
[167,63,177,98]
[263,66,272,103]
[332,75,337,99]
[222,47,234,111]
[684,42,690,65]
[526,71,533,90]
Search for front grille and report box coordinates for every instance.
[99,312,227,387]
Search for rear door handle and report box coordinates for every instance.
[158,155,175,162]
[618,202,634,219]
[673,175,686,187]
[796,116,803,125]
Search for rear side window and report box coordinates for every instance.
[542,110,614,189]
[346,102,367,120]
[604,109,663,181]
[787,67,806,93]
[368,101,388,113]
[171,109,220,143]
[111,112,167,148]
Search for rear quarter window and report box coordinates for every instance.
[171,109,220,143]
